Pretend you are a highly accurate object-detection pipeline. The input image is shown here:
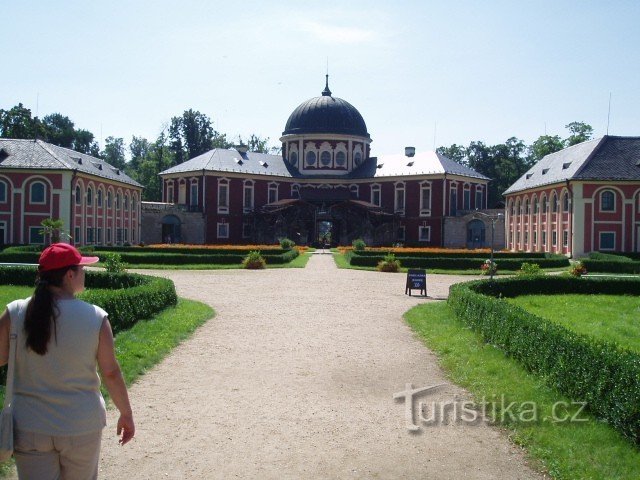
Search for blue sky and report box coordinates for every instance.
[2,0,639,158]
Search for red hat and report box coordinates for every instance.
[38,243,100,272]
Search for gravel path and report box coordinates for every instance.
[10,254,545,479]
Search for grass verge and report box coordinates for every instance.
[404,301,640,479]
[507,294,640,353]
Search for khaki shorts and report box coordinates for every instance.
[14,429,102,480]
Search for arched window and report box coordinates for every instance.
[371,184,381,207]
[551,193,558,213]
[116,193,121,210]
[243,180,254,212]
[336,151,346,166]
[0,180,6,202]
[563,192,569,212]
[524,198,529,215]
[320,151,331,167]
[291,184,300,199]
[124,194,130,211]
[97,189,103,207]
[600,190,615,211]
[306,151,316,166]
[541,194,548,212]
[87,187,93,206]
[533,196,539,214]
[349,184,359,198]
[75,185,82,205]
[395,183,405,213]
[107,191,112,208]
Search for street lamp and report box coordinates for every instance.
[473,210,504,281]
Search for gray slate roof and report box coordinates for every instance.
[504,136,640,195]
[160,148,489,181]
[0,139,142,187]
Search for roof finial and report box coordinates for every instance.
[322,68,332,96]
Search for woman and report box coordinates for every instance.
[0,243,135,479]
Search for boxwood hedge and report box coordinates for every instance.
[351,250,550,259]
[350,254,569,270]
[0,266,177,334]
[447,276,640,444]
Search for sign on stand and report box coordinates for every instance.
[405,269,427,296]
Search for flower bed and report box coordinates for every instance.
[447,276,640,444]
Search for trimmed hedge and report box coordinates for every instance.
[447,276,640,444]
[350,255,569,270]
[352,250,550,259]
[0,266,177,334]
[581,259,640,274]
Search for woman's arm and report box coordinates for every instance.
[97,316,135,445]
[0,309,11,367]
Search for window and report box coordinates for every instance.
[599,232,615,250]
[541,195,548,212]
[268,183,278,204]
[552,230,557,246]
[124,229,129,243]
[463,185,470,210]
[242,220,252,239]
[86,227,95,244]
[0,181,6,202]
[29,226,44,244]
[349,184,359,198]
[475,189,483,209]
[97,228,103,244]
[217,222,229,239]
[371,184,381,207]
[306,151,316,166]
[218,179,229,213]
[87,187,93,206]
[291,184,300,199]
[551,194,558,213]
[397,226,405,242]
[107,191,112,208]
[449,187,457,216]
[336,151,346,166]
[524,231,529,245]
[320,151,331,167]
[394,183,405,213]
[419,226,431,242]
[290,151,298,167]
[524,199,530,215]
[166,184,174,203]
[178,182,186,204]
[533,231,537,246]
[354,151,362,166]
[116,193,121,210]
[117,229,124,244]
[542,231,547,246]
[74,227,81,244]
[97,189,103,207]
[563,230,569,247]
[243,181,254,212]
[0,222,6,245]
[124,195,129,211]
[30,182,46,204]
[107,228,112,243]
[563,193,569,212]
[600,190,615,211]
[533,197,539,214]
[420,183,431,215]
[190,183,198,207]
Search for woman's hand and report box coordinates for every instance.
[117,413,135,445]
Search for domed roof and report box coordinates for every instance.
[283,77,369,138]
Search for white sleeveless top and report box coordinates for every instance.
[7,297,107,435]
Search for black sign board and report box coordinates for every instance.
[405,269,427,296]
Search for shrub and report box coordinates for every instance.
[377,253,401,272]
[103,252,127,274]
[242,251,266,269]
[517,262,544,276]
[480,259,497,276]
[447,276,640,444]
[581,259,640,274]
[352,238,366,251]
[569,261,588,277]
[279,238,296,250]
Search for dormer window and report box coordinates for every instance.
[542,168,549,175]
[526,173,533,179]
[562,162,572,170]
[0,148,10,161]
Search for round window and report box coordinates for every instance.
[354,152,362,166]
[336,151,346,166]
[320,151,331,166]
[290,152,298,166]
[306,151,316,166]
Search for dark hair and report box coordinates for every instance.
[24,266,77,355]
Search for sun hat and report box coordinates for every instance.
[38,243,100,272]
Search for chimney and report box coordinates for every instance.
[235,144,248,154]
[405,146,415,157]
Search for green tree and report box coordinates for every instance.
[101,136,126,169]
[72,129,100,156]
[169,109,232,163]
[0,103,45,139]
[126,131,173,201]
[129,136,151,171]
[564,121,594,146]
[42,113,76,148]
[39,218,68,244]
[528,134,564,163]
[436,144,467,165]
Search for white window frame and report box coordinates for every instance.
[349,184,359,198]
[243,180,254,213]
[166,183,174,203]
[29,226,45,245]
[394,182,405,214]
[218,178,229,214]
[599,231,615,250]
[475,187,483,209]
[371,184,381,207]
[419,181,432,216]
[418,225,431,242]
[86,227,95,244]
[30,181,46,205]
[190,181,198,207]
[463,184,471,210]
[291,183,300,199]
[600,190,616,212]
[563,230,569,247]
[217,222,229,239]
[268,182,279,204]
[552,230,557,247]
[87,187,93,206]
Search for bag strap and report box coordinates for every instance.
[3,305,18,409]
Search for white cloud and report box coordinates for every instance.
[297,20,376,44]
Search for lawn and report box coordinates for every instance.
[405,301,640,479]
[507,294,640,353]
